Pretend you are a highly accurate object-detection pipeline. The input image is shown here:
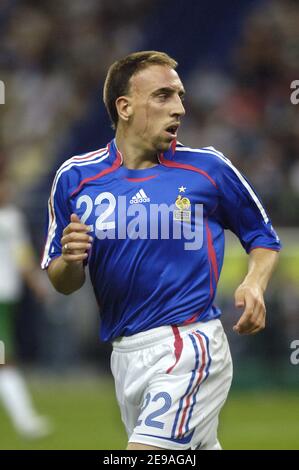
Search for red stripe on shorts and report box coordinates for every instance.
[167,326,183,374]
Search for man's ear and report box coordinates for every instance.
[115,96,133,123]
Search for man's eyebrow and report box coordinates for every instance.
[152,87,186,96]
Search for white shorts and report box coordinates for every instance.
[111,319,233,450]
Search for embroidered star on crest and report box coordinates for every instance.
[178,186,186,193]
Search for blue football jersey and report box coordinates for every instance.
[42,139,281,341]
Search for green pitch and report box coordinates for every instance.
[0,376,298,450]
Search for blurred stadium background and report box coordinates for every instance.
[0,0,298,450]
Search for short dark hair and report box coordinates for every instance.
[103,51,178,129]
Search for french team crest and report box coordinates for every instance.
[174,193,191,222]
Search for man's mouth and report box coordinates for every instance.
[165,123,179,138]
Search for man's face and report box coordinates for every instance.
[127,65,186,152]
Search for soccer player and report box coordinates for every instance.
[42,51,281,450]
[0,175,52,438]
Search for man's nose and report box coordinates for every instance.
[171,96,185,117]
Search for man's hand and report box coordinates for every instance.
[47,213,92,294]
[233,282,266,335]
[61,213,92,264]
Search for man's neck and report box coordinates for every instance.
[115,129,159,170]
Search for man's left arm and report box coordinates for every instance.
[233,248,279,335]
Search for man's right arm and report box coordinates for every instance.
[47,213,92,295]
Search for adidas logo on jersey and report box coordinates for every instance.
[130,189,150,204]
